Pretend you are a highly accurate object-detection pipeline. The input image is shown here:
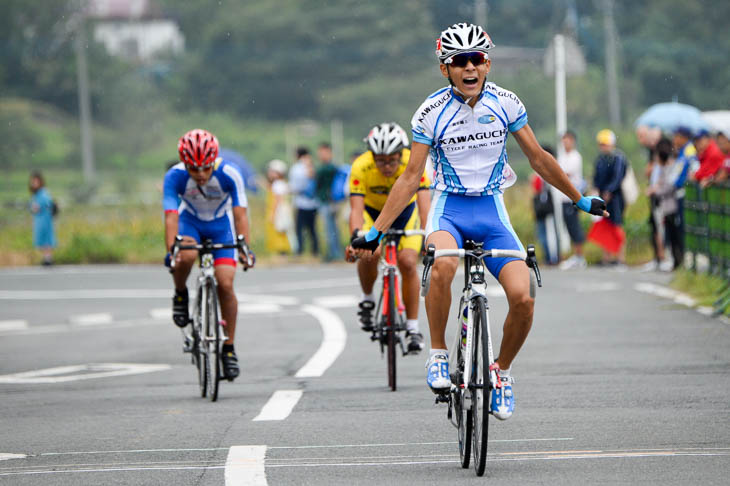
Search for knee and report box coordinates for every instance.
[432,259,457,284]
[398,254,418,276]
[510,293,534,320]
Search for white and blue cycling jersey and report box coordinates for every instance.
[413,82,528,278]
[411,82,527,196]
[163,158,248,220]
[163,158,248,265]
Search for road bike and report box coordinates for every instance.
[170,235,252,402]
[421,241,541,475]
[358,228,425,391]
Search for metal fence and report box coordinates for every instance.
[684,181,730,314]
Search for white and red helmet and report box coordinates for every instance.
[436,22,495,64]
[178,129,219,168]
[364,123,409,155]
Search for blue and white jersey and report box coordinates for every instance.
[163,158,248,221]
[411,82,528,195]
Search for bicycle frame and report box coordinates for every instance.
[380,239,405,327]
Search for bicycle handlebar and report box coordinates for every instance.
[169,235,253,273]
[354,229,426,238]
[421,244,542,297]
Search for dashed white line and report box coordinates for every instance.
[225,445,267,486]
[0,453,27,461]
[68,313,113,326]
[295,305,347,378]
[252,390,303,421]
[0,320,28,331]
[312,294,359,308]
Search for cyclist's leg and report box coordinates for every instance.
[396,248,419,321]
[172,214,200,326]
[424,231,459,350]
[495,261,533,370]
[214,263,237,344]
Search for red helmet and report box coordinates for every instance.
[178,129,219,168]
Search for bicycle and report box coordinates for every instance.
[421,241,541,476]
[169,235,252,402]
[355,228,425,391]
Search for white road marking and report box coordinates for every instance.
[697,306,714,316]
[253,390,303,421]
[635,282,702,309]
[576,282,620,292]
[150,308,171,320]
[68,313,113,326]
[269,438,574,449]
[237,294,300,306]
[0,453,27,461]
[225,445,267,486]
[239,303,283,314]
[0,320,28,331]
[312,294,359,308]
[0,363,171,384]
[295,305,347,378]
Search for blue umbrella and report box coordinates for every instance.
[634,102,709,134]
[219,148,259,193]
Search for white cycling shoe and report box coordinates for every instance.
[491,374,515,420]
[426,353,451,392]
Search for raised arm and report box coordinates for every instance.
[513,124,608,217]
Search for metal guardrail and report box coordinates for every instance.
[684,181,730,314]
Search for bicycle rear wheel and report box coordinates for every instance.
[471,296,489,476]
[205,280,221,402]
[386,271,397,391]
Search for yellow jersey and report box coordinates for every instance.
[348,148,431,211]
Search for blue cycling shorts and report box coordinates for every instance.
[179,210,237,266]
[426,190,524,279]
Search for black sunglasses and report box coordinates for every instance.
[448,52,488,68]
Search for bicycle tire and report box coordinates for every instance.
[471,296,489,476]
[195,286,207,398]
[386,271,397,391]
[456,341,472,468]
[206,280,221,402]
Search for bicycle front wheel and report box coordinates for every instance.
[386,271,397,392]
[471,295,489,476]
[205,280,221,402]
[195,286,207,398]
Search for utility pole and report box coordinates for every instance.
[75,22,96,184]
[474,0,487,29]
[602,0,621,126]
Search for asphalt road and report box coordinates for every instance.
[0,262,728,485]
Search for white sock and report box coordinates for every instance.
[498,367,511,378]
[406,319,419,333]
[430,348,448,359]
[361,293,374,302]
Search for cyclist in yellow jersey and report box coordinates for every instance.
[346,123,431,353]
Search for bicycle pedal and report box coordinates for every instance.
[434,393,450,404]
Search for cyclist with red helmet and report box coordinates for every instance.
[352,23,608,420]
[163,128,255,380]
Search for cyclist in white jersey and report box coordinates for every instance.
[163,129,255,380]
[352,23,607,420]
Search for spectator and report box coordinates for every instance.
[715,131,730,182]
[670,126,698,262]
[28,171,57,266]
[531,145,559,265]
[592,129,627,268]
[264,159,293,256]
[646,137,680,271]
[636,125,664,270]
[556,130,587,270]
[691,129,725,188]
[315,142,343,262]
[288,147,319,256]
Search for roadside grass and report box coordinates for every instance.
[670,269,728,311]
[1,184,655,267]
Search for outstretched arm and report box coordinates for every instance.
[513,124,582,203]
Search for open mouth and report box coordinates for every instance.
[463,77,479,87]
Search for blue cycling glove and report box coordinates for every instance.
[575,196,607,216]
[164,252,172,268]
